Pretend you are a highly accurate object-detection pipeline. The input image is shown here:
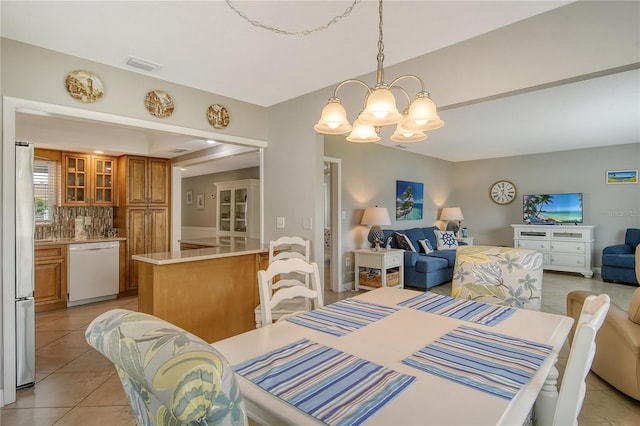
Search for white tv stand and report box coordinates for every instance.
[512,224,595,278]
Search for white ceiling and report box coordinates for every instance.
[2,1,639,172]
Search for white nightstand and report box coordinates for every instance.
[354,248,404,291]
[456,237,474,245]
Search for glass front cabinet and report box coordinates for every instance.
[216,179,259,238]
[62,153,116,206]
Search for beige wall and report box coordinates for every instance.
[182,167,260,227]
[451,143,640,257]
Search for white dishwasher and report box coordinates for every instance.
[68,241,120,307]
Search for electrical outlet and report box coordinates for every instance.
[84,216,92,225]
[345,257,351,268]
[276,217,285,229]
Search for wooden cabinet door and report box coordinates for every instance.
[91,155,116,206]
[34,245,67,312]
[147,207,169,254]
[62,153,90,205]
[126,157,148,205]
[126,208,147,290]
[147,158,169,205]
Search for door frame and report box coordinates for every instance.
[324,157,342,293]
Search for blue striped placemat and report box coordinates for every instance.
[234,339,416,426]
[398,292,516,326]
[402,325,553,400]
[286,298,399,336]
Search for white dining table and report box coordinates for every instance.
[211,287,574,426]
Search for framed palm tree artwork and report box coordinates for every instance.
[396,180,423,221]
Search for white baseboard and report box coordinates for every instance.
[181,226,217,239]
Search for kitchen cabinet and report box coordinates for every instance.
[62,153,116,206]
[118,155,170,206]
[34,245,67,312]
[216,179,259,238]
[115,155,171,294]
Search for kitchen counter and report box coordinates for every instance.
[134,237,266,265]
[35,237,126,246]
[132,237,269,342]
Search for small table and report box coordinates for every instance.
[354,248,404,290]
[456,236,474,245]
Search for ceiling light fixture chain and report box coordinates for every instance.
[225,0,361,36]
[314,0,444,144]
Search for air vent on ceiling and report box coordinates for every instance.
[124,56,162,72]
[170,148,190,154]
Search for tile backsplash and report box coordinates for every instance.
[35,206,115,240]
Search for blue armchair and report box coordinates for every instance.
[601,228,640,285]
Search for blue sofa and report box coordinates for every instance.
[379,226,458,290]
[601,228,640,286]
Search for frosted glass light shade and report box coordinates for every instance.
[404,95,445,131]
[314,100,352,135]
[346,118,380,143]
[390,110,427,143]
[359,87,402,126]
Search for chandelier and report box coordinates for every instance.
[314,0,444,143]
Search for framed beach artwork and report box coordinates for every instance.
[197,193,205,209]
[606,170,638,184]
[396,180,424,220]
[186,190,193,205]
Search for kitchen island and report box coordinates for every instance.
[132,237,269,343]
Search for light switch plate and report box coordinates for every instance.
[303,217,312,230]
[276,217,285,229]
[84,216,92,225]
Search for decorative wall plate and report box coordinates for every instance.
[65,70,104,103]
[207,104,230,129]
[145,90,174,118]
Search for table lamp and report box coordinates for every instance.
[440,207,464,237]
[361,207,391,246]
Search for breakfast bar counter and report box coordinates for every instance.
[132,237,269,343]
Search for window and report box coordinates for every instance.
[33,158,57,223]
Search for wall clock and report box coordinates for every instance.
[490,180,517,204]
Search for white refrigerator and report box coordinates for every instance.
[15,142,35,389]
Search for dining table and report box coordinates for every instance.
[211,287,574,426]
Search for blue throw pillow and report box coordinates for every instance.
[394,232,416,252]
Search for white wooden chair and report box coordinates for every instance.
[255,237,312,327]
[268,236,310,263]
[550,293,610,426]
[257,258,324,327]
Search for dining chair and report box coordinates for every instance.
[268,235,310,263]
[257,258,324,327]
[255,236,311,327]
[551,293,610,426]
[85,309,247,426]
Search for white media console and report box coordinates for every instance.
[512,224,595,278]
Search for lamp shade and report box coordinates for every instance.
[346,117,380,143]
[440,207,464,221]
[314,99,352,135]
[359,87,402,126]
[390,110,427,143]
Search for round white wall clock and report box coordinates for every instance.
[490,180,517,204]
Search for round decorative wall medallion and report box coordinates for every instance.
[207,104,230,129]
[145,90,174,118]
[490,180,517,205]
[65,70,104,103]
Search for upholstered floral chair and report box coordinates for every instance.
[451,245,543,310]
[85,309,247,425]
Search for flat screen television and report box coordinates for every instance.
[523,193,583,224]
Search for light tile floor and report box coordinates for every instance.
[1,272,638,425]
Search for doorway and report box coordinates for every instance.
[324,157,342,293]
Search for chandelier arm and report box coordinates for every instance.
[388,75,427,94]
[332,79,373,110]
[388,86,412,110]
